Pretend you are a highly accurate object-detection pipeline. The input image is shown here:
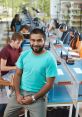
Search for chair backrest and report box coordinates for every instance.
[0,77,12,86]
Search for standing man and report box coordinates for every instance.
[3,28,57,117]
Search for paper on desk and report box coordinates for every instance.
[73,68,82,74]
[57,69,64,75]
[53,40,56,44]
[68,51,79,57]
[59,50,66,55]
[64,46,72,50]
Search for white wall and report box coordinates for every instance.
[50,0,60,19]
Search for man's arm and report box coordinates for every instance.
[22,77,55,104]
[48,24,53,31]
[34,77,55,100]
[1,58,16,71]
[13,67,24,104]
[13,67,22,95]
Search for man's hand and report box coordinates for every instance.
[16,94,24,104]
[21,96,33,105]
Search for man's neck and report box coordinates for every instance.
[32,49,46,55]
[9,43,15,48]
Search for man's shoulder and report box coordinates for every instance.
[0,45,9,52]
[46,50,54,57]
[20,49,31,58]
[46,51,56,61]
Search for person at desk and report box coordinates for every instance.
[3,28,57,117]
[0,32,24,97]
[69,32,82,58]
[19,25,30,50]
[48,19,59,35]
[11,14,21,32]
[61,27,75,44]
[56,24,67,43]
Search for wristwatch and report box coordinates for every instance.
[31,95,36,102]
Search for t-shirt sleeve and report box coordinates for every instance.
[0,48,9,60]
[46,54,58,78]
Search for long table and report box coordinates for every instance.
[51,39,82,117]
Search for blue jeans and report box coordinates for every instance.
[2,70,16,97]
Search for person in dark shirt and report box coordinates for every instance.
[11,14,21,32]
[48,19,59,31]
[0,32,24,97]
[61,27,75,44]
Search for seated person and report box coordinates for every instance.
[69,32,82,58]
[11,14,21,32]
[19,25,30,50]
[61,27,75,44]
[0,32,24,97]
[53,23,67,44]
[48,19,59,35]
[56,23,67,43]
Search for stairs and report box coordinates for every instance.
[0,22,11,50]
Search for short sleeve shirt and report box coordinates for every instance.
[16,49,58,92]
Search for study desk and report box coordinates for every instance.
[50,42,74,85]
[47,85,73,117]
[66,60,82,84]
[65,59,82,117]
[49,35,82,117]
[56,64,72,85]
[48,42,76,117]
[48,85,73,104]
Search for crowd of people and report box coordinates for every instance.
[48,18,82,58]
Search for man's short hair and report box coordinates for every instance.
[11,32,24,41]
[30,28,46,40]
[20,25,30,32]
[15,14,19,18]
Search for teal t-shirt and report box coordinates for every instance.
[16,49,57,92]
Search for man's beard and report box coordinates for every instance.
[30,45,44,54]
